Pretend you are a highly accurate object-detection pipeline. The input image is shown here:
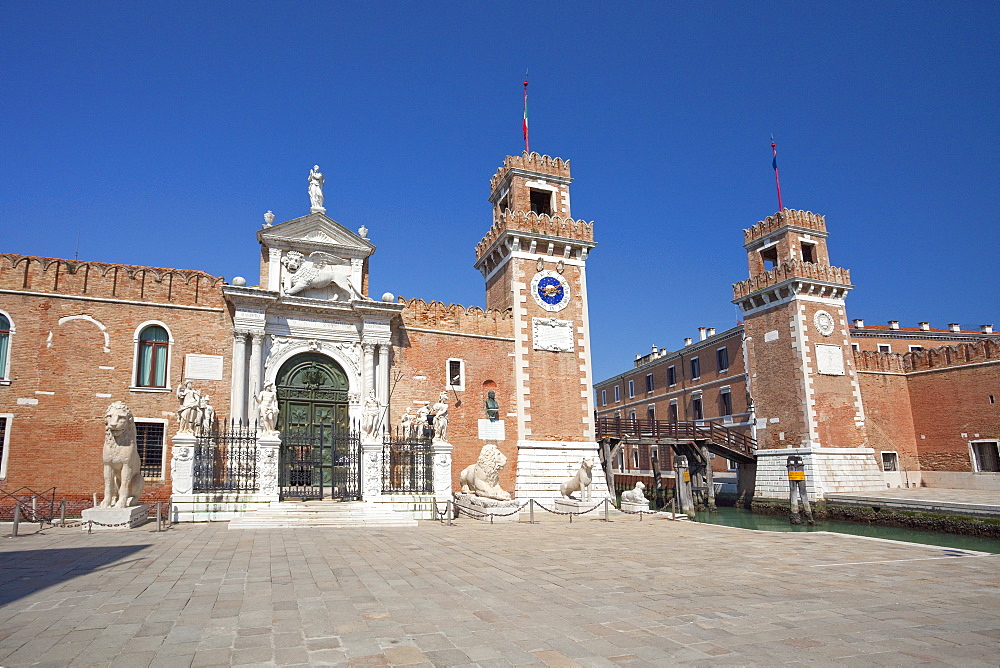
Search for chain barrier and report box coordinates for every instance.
[9,503,170,536]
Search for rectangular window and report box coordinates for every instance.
[971,441,1000,473]
[632,447,639,470]
[801,242,815,263]
[669,400,678,421]
[692,395,703,420]
[627,380,635,398]
[690,357,700,380]
[908,345,923,352]
[614,386,620,402]
[645,373,654,393]
[881,451,899,472]
[647,405,655,422]
[720,390,733,416]
[600,389,606,406]
[667,365,677,386]
[877,344,891,353]
[716,347,729,372]
[529,189,552,216]
[728,458,738,471]
[615,448,624,471]
[446,359,465,391]
[851,343,860,352]
[136,420,166,479]
[629,410,636,421]
[0,415,9,478]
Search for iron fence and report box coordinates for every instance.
[0,486,56,521]
[193,419,258,493]
[382,430,433,494]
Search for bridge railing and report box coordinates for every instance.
[595,416,756,458]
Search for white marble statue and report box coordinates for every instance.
[400,407,415,439]
[199,394,216,434]
[255,383,279,435]
[101,401,145,508]
[362,390,381,438]
[459,443,511,501]
[622,481,649,505]
[560,458,595,501]
[415,403,430,439]
[176,380,202,434]
[281,250,362,301]
[308,165,325,212]
[431,391,449,442]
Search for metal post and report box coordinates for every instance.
[529,498,535,524]
[60,498,66,527]
[604,497,609,522]
[88,520,93,534]
[156,501,162,532]
[447,500,453,526]
[12,503,20,537]
[93,492,98,507]
[32,496,37,522]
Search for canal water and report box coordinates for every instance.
[691,506,1000,553]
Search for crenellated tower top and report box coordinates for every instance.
[743,209,827,246]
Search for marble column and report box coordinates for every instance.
[256,433,281,502]
[377,343,390,435]
[230,331,248,421]
[362,342,376,400]
[248,333,264,416]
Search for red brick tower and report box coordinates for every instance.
[733,209,882,498]
[474,152,606,500]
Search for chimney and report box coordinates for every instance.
[698,327,707,341]
[635,354,641,361]
[982,324,994,335]
[652,346,659,354]
[918,322,930,331]
[853,319,864,328]
[948,323,961,333]
[684,337,693,347]
[888,320,900,330]
[707,327,716,337]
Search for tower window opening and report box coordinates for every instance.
[760,246,779,271]
[529,189,552,216]
[801,242,816,263]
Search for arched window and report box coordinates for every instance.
[136,325,169,388]
[0,314,10,381]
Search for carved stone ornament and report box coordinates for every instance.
[532,317,574,353]
[364,451,381,496]
[281,250,361,301]
[814,310,836,337]
[258,447,279,496]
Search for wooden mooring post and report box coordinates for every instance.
[786,455,814,525]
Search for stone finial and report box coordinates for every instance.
[358,225,368,239]
[263,210,275,227]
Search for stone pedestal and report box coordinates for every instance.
[430,440,453,503]
[621,501,651,513]
[170,432,197,496]
[256,434,281,502]
[453,493,521,522]
[361,439,383,501]
[555,497,595,514]
[754,447,884,501]
[81,504,150,530]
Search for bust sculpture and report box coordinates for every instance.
[308,165,325,212]
[485,390,500,422]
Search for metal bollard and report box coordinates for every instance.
[32,496,37,522]
[447,500,453,526]
[156,501,162,532]
[60,498,66,527]
[604,497,609,522]
[529,499,535,524]
[92,492,98,508]
[12,503,20,537]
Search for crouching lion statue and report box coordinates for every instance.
[459,443,511,501]
[101,401,145,508]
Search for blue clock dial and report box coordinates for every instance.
[537,276,565,305]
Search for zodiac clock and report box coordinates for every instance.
[530,270,571,312]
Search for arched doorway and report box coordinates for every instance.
[274,352,360,500]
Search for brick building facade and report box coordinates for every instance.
[596,209,999,498]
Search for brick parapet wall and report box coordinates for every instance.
[732,260,851,300]
[398,298,514,338]
[854,339,1000,374]
[475,210,594,261]
[489,152,571,193]
[742,209,827,246]
[0,254,225,308]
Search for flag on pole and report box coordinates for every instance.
[523,72,529,153]
[771,135,783,212]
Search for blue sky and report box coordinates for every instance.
[3,2,997,382]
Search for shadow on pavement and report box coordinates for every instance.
[0,545,150,607]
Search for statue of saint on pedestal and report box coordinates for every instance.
[308,165,325,212]
[431,391,449,442]
[176,380,202,434]
[255,383,279,435]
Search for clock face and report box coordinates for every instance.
[814,310,836,337]
[531,270,570,312]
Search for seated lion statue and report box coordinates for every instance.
[459,443,511,501]
[101,401,145,508]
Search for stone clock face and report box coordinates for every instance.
[814,310,836,336]
[531,270,571,312]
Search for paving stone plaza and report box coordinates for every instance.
[0,517,997,667]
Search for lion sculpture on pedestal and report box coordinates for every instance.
[459,443,511,501]
[101,401,145,508]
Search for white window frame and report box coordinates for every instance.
[667,365,677,387]
[692,391,704,421]
[600,389,606,406]
[877,344,891,353]
[631,447,639,470]
[130,321,174,392]
[908,345,923,352]
[645,373,654,393]
[0,310,14,385]
[135,417,169,480]
[969,440,1000,473]
[851,343,860,352]
[614,385,620,402]
[627,379,635,398]
[716,346,729,372]
[446,358,465,392]
[720,386,733,422]
[647,404,655,421]
[669,398,678,421]
[0,414,11,478]
[690,356,701,381]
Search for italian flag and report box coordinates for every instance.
[523,77,529,153]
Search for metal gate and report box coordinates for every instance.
[279,425,361,500]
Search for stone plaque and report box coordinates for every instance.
[815,344,845,376]
[532,318,574,353]
[478,419,506,441]
[184,354,224,380]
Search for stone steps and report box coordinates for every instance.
[227,501,419,529]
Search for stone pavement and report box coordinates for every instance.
[0,515,997,667]
[824,487,1000,519]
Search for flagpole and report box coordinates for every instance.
[771,135,783,212]
[523,73,530,154]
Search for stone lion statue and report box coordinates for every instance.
[560,458,595,501]
[281,250,362,301]
[459,443,511,501]
[101,401,145,508]
[622,481,649,505]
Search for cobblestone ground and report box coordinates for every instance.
[0,516,997,667]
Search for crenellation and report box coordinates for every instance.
[743,209,827,245]
[398,296,513,337]
[489,151,571,193]
[476,210,594,260]
[732,259,851,300]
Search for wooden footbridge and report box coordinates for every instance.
[596,416,757,506]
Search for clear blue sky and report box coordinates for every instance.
[3,2,997,382]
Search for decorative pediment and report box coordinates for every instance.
[258,212,375,259]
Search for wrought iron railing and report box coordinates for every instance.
[382,430,433,494]
[193,420,258,493]
[596,416,756,459]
